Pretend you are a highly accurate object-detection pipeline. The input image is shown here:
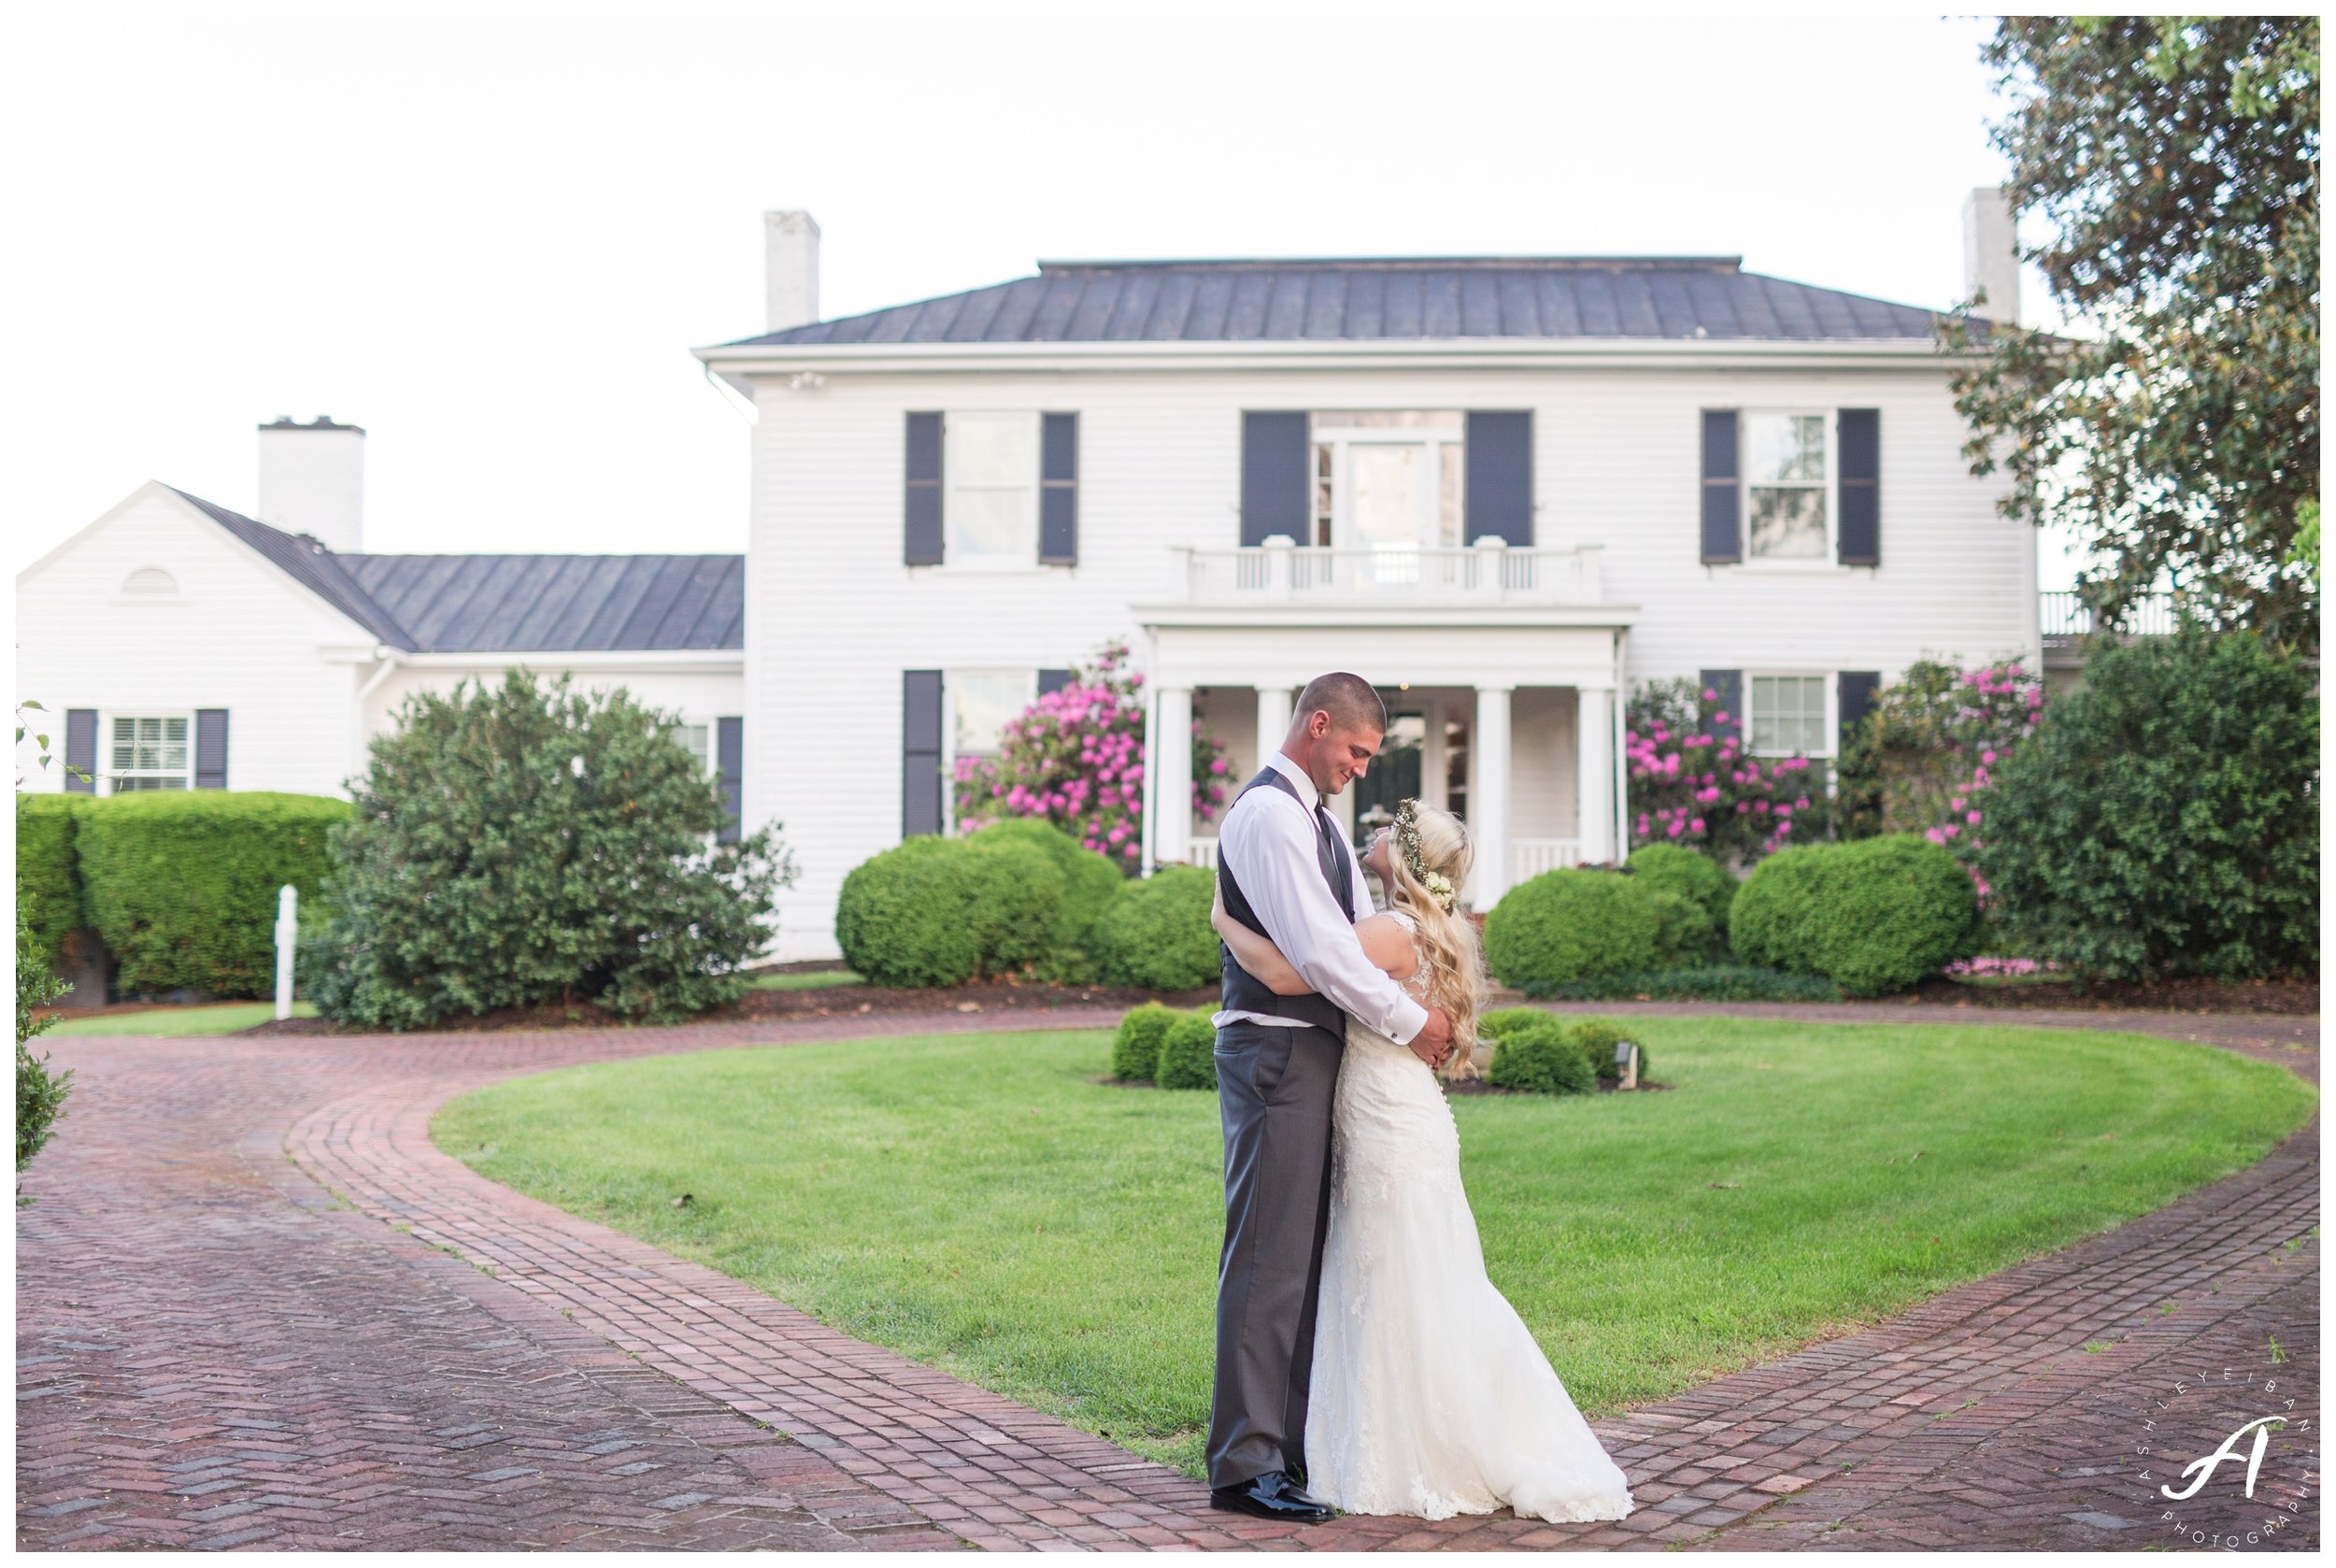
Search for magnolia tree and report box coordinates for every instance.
[951,642,1230,874]
[1835,658,2045,902]
[1626,678,1828,865]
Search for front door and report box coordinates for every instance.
[1352,710,1425,849]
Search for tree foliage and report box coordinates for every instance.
[1947,17,2319,651]
[17,903,74,1196]
[308,671,791,1028]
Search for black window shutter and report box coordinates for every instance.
[903,671,944,836]
[194,709,229,790]
[1701,410,1742,563]
[716,716,744,844]
[1039,413,1077,565]
[1699,669,1744,745]
[1239,411,1309,546]
[1037,668,1075,697]
[1463,410,1533,546]
[1837,408,1880,566]
[1837,672,1881,751]
[904,412,944,565]
[64,708,96,794]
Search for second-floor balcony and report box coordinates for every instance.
[1175,539,1604,607]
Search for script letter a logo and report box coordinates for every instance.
[2160,1417,2286,1501]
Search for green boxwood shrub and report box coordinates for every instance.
[1093,864,1218,991]
[1969,627,2318,980]
[1645,890,1716,969]
[1731,834,1980,998]
[1482,869,1667,995]
[15,796,84,965]
[77,791,350,998]
[1564,1016,1650,1082]
[1155,1009,1218,1090]
[1625,844,1737,950]
[838,834,1068,988]
[1479,1006,1558,1042]
[1112,1002,1177,1082]
[967,819,1123,982]
[1486,1022,1596,1095]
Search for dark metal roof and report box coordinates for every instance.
[729,256,1957,348]
[170,488,743,654]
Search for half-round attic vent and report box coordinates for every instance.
[122,566,178,596]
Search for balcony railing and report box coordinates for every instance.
[2040,589,2182,638]
[1176,539,1604,606]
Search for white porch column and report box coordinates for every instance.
[1155,684,1194,868]
[1470,684,1512,907]
[1255,684,1293,774]
[1575,683,1615,864]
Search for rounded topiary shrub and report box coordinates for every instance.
[1645,890,1716,969]
[1565,1016,1649,1082]
[835,837,987,988]
[961,835,1069,978]
[1486,1023,1596,1095]
[1155,1009,1218,1090]
[1482,870,1664,994]
[967,819,1123,981]
[1112,1002,1177,1082]
[1093,864,1218,991]
[78,791,350,998]
[1731,834,1980,998]
[1626,845,1737,950]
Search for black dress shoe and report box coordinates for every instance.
[1209,1469,1335,1524]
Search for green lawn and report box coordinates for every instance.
[38,1001,318,1036]
[434,1019,2315,1478]
[748,970,865,991]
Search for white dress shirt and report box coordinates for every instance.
[1211,750,1431,1045]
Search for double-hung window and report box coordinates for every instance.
[947,670,1038,761]
[107,714,192,791]
[1747,676,1830,757]
[946,411,1041,565]
[674,722,712,775]
[1743,411,1831,560]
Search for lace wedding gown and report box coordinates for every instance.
[1302,909,1636,1523]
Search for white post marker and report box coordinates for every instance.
[274,884,299,1021]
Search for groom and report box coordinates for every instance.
[1205,672,1455,1524]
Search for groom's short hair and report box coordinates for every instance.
[1296,672,1387,735]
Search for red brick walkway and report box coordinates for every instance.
[17,1004,2318,1550]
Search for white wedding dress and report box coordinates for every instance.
[1303,909,1637,1523]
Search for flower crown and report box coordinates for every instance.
[1392,798,1458,912]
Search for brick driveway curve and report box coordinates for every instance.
[17,1003,2318,1551]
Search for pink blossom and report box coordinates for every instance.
[1925,827,1946,844]
[1688,817,1705,833]
[1966,809,1982,825]
[1666,820,1685,838]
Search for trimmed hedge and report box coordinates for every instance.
[835,834,1064,988]
[1731,834,1980,998]
[1540,965,1842,1004]
[1486,1019,1595,1095]
[1155,1009,1218,1090]
[77,791,349,998]
[1564,1016,1649,1082]
[1625,845,1737,951]
[15,796,84,965]
[1482,869,1668,995]
[1093,864,1219,991]
[967,819,1123,982]
[1112,1002,1177,1082]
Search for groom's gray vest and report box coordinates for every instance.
[1218,769,1355,1035]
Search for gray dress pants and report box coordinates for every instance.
[1204,1017,1346,1490]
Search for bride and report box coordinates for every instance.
[1211,798,1636,1524]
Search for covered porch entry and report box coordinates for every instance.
[1137,608,1634,909]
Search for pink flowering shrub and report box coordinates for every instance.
[950,641,1229,876]
[1834,658,2045,905]
[1625,678,1830,866]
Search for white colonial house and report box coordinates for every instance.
[18,194,2041,963]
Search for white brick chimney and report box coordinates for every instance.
[256,415,365,552]
[1961,186,2020,326]
[765,209,821,334]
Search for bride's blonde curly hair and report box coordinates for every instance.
[1384,800,1487,1080]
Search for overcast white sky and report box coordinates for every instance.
[8,10,2091,584]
